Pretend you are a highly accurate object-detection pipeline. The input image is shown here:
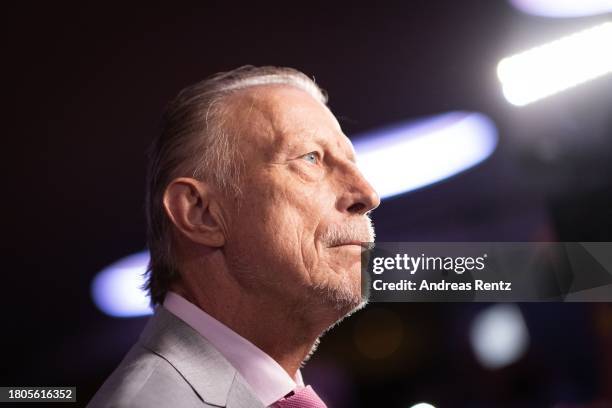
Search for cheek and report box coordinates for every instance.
[246,176,321,237]
[230,197,310,270]
[270,210,325,279]
[236,171,334,271]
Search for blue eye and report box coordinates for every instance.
[302,152,319,164]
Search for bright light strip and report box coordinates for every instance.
[469,304,529,370]
[410,403,436,408]
[91,251,152,317]
[353,112,497,199]
[509,0,612,18]
[497,22,612,106]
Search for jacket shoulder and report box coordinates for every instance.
[87,307,263,408]
[87,343,212,408]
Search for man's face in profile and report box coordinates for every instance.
[220,85,379,316]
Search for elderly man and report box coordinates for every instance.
[88,66,380,408]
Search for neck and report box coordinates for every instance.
[170,258,338,377]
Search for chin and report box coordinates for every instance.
[311,272,367,317]
[316,289,368,334]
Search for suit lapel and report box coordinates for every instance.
[139,306,261,407]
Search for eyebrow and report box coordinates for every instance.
[305,129,357,164]
[337,134,358,164]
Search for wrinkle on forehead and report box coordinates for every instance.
[223,84,352,160]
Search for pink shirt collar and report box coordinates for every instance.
[163,291,303,406]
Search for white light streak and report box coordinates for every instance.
[498,22,612,106]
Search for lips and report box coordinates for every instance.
[330,241,369,249]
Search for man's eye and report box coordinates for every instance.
[302,152,319,164]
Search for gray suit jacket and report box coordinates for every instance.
[87,306,266,408]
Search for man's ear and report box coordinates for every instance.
[162,177,226,247]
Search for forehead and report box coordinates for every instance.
[225,85,355,159]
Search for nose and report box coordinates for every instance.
[338,163,381,215]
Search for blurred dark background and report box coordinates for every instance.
[3,1,612,407]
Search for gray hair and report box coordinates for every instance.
[144,65,328,305]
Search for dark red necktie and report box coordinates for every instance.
[272,385,327,408]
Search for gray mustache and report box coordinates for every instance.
[321,216,375,247]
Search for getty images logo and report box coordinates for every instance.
[371,253,488,275]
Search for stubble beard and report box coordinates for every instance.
[307,264,369,331]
